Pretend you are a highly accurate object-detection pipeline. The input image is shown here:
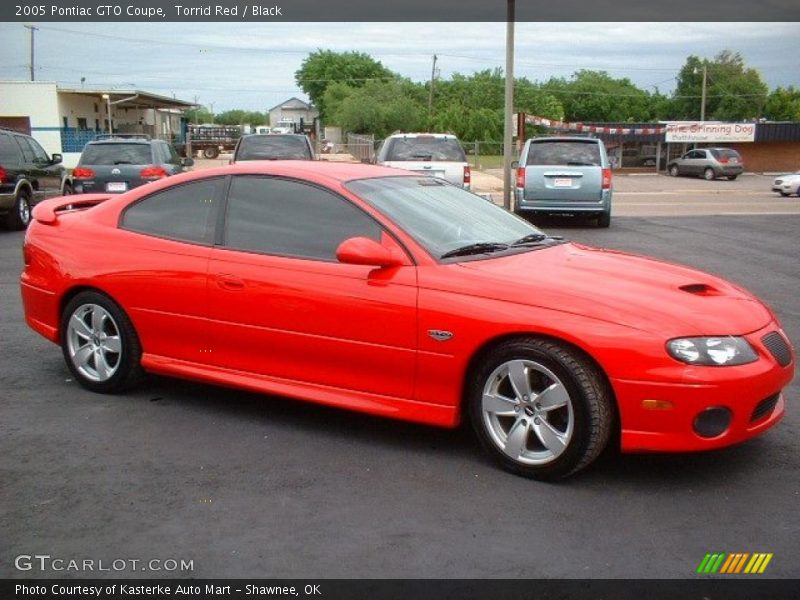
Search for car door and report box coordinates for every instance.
[13,135,45,203]
[114,177,225,362]
[22,136,63,198]
[206,175,418,400]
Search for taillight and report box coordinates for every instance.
[72,167,95,179]
[140,166,168,179]
[602,168,612,190]
[718,157,729,164]
[0,165,6,184]
[516,167,525,188]
[463,165,471,186]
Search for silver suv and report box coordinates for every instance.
[667,147,743,181]
[514,136,613,228]
[376,133,470,189]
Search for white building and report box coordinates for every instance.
[0,81,195,167]
[268,97,318,131]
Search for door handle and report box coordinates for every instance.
[216,274,245,291]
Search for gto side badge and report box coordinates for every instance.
[428,330,454,342]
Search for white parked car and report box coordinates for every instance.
[772,172,800,197]
[376,133,471,189]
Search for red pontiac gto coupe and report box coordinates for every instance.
[21,162,794,479]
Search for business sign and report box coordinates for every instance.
[665,122,756,143]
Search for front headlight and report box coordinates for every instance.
[667,336,758,366]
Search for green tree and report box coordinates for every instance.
[542,70,653,122]
[295,50,394,119]
[329,79,426,138]
[672,51,768,120]
[215,109,268,126]
[185,107,213,124]
[765,86,800,121]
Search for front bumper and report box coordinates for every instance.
[613,323,794,452]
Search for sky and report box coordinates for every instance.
[1,22,798,113]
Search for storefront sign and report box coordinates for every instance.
[665,122,756,143]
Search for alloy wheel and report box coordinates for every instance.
[66,304,122,382]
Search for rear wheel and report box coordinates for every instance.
[468,338,613,480]
[726,175,738,181]
[6,189,32,230]
[669,165,679,177]
[62,181,73,195]
[704,167,716,181]
[202,146,219,159]
[61,291,144,394]
[597,210,611,228]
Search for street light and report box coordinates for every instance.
[102,93,113,133]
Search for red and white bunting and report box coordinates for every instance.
[525,115,666,136]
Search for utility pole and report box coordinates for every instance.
[193,96,200,125]
[24,25,38,81]
[427,54,438,127]
[700,64,707,121]
[502,0,515,210]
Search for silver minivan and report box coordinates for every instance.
[514,136,612,227]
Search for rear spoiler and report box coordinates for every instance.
[32,194,114,225]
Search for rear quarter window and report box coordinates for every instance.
[526,141,601,167]
[236,135,312,160]
[0,133,21,164]
[710,149,741,160]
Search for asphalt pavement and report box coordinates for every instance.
[1,213,798,579]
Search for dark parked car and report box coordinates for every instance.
[231,134,315,162]
[667,148,743,180]
[72,135,193,194]
[0,127,71,230]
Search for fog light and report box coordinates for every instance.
[693,407,732,438]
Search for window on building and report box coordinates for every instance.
[77,118,88,130]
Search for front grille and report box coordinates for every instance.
[761,331,792,367]
[751,393,781,423]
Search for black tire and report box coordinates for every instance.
[703,167,716,181]
[668,164,679,177]
[202,146,219,159]
[779,190,789,197]
[726,175,738,181]
[597,210,611,228]
[60,291,144,394]
[62,181,73,195]
[6,189,32,230]
[467,337,613,480]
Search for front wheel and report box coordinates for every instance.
[704,167,716,181]
[468,338,613,480]
[61,291,144,393]
[727,175,738,181]
[202,146,220,159]
[668,165,679,177]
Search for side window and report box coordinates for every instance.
[121,177,222,244]
[224,176,382,261]
[695,150,707,159]
[14,136,35,163]
[0,133,21,164]
[24,137,50,162]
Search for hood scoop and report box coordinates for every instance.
[679,283,721,296]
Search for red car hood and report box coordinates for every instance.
[454,243,772,336]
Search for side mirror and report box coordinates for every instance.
[182,157,195,167]
[511,160,519,169]
[336,237,402,268]
[51,153,63,165]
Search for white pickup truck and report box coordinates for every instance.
[376,133,471,189]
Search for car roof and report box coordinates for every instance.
[386,133,459,140]
[171,160,416,185]
[87,139,155,145]
[529,136,601,143]
[240,133,306,139]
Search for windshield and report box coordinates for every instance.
[79,143,152,165]
[385,137,466,162]
[347,176,547,259]
[236,135,312,160]
[526,140,601,166]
